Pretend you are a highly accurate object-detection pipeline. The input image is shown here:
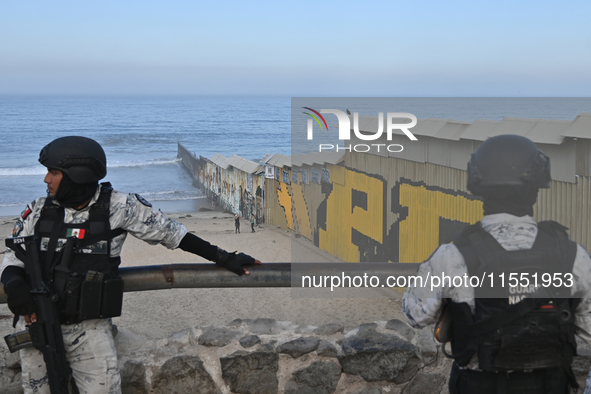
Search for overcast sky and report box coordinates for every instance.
[1,0,590,96]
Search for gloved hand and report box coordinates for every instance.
[4,277,36,317]
[215,249,258,276]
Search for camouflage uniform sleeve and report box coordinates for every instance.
[1,199,44,276]
[402,243,475,329]
[572,244,591,343]
[109,191,187,250]
[402,245,447,328]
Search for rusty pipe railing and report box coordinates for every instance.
[0,263,422,304]
[121,263,292,292]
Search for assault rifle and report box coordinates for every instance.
[5,235,72,394]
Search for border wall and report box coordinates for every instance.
[179,112,591,264]
[178,143,265,222]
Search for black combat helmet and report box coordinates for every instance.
[467,134,551,197]
[39,136,107,184]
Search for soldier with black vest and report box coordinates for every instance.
[402,135,591,394]
[1,136,261,394]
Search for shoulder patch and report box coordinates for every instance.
[135,194,152,207]
[21,207,32,220]
[12,220,24,237]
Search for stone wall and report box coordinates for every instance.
[2,318,590,393]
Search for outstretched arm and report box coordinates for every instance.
[178,232,262,275]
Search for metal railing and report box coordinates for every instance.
[0,263,422,304]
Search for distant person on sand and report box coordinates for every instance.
[251,213,256,233]
[1,136,262,394]
[235,213,240,234]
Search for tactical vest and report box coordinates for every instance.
[448,221,579,374]
[35,182,125,324]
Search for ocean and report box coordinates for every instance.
[1,96,590,217]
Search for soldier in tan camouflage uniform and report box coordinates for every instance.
[402,135,591,394]
[1,136,260,394]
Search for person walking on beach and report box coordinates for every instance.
[235,213,240,234]
[251,213,256,233]
[1,136,262,394]
[402,135,591,394]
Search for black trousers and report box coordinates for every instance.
[449,362,571,394]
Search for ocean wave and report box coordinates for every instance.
[145,196,206,202]
[0,193,205,207]
[0,202,29,208]
[141,190,205,201]
[108,158,182,168]
[0,158,182,176]
[0,166,46,176]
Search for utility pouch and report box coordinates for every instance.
[78,271,104,321]
[63,274,82,317]
[100,277,124,318]
[74,272,124,322]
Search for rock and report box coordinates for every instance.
[198,327,240,347]
[338,331,419,382]
[228,318,253,327]
[415,328,437,365]
[402,372,445,394]
[169,328,195,347]
[295,325,315,334]
[220,351,279,394]
[352,388,382,394]
[258,343,276,353]
[0,366,17,387]
[248,318,278,335]
[277,337,320,358]
[394,356,421,384]
[314,323,344,336]
[340,330,414,356]
[239,335,261,348]
[120,360,148,394]
[316,340,338,358]
[357,323,378,334]
[151,355,220,394]
[284,360,342,394]
[0,382,22,394]
[385,319,415,341]
[4,352,19,370]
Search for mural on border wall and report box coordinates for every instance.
[276,181,292,230]
[274,167,483,263]
[179,143,484,264]
[180,141,591,263]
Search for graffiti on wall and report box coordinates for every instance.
[186,157,265,222]
[275,167,483,263]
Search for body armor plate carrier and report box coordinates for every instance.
[35,182,125,324]
[448,221,579,374]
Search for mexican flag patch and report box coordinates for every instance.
[66,228,86,239]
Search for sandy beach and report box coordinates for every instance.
[0,207,404,340]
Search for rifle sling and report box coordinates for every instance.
[46,206,65,273]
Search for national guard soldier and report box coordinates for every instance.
[1,136,261,394]
[402,135,591,394]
